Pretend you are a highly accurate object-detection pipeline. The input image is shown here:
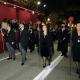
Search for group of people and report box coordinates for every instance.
[0,18,80,78]
[1,19,55,67]
[71,26,80,78]
[57,22,80,78]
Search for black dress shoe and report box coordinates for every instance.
[76,69,79,74]
[7,58,12,60]
[13,58,16,61]
[61,54,64,56]
[25,58,27,61]
[21,63,24,66]
[48,62,51,66]
[30,50,33,53]
[64,55,68,58]
[43,63,46,68]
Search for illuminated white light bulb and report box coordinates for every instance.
[13,6,16,8]
[4,2,7,4]
[32,11,35,14]
[37,1,41,5]
[47,18,50,21]
[43,4,46,8]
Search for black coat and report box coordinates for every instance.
[57,28,62,51]
[47,29,55,53]
[28,30,35,49]
[5,30,15,48]
[57,28,68,53]
[36,29,51,57]
[77,42,80,62]
[40,35,51,57]
[71,29,79,62]
[19,29,28,51]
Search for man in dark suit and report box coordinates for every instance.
[28,28,35,53]
[1,20,15,60]
[19,23,28,66]
[60,23,69,57]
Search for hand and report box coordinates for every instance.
[12,42,14,45]
[78,40,80,42]
[63,37,65,40]
[1,32,4,36]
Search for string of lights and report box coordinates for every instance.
[0,0,44,15]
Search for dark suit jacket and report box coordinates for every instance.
[6,30,15,48]
[19,29,28,51]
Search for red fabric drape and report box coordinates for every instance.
[0,4,37,23]
[30,13,37,23]
[18,10,31,23]
[0,4,16,23]
[0,32,5,53]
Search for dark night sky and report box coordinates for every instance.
[43,0,80,13]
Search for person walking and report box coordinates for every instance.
[59,23,69,57]
[36,22,52,67]
[19,23,28,66]
[1,20,15,60]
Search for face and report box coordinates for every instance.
[1,22,8,30]
[42,22,45,26]
[19,24,24,31]
[43,25,47,36]
[61,24,65,27]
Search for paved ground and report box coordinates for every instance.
[46,49,80,80]
[0,42,79,80]
[0,42,59,80]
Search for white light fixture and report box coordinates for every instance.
[32,11,35,14]
[47,18,50,21]
[37,1,41,5]
[13,5,16,8]
[4,2,7,4]
[25,9,27,11]
[43,4,46,8]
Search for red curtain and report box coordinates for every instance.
[0,4,37,23]
[0,32,5,53]
[18,10,37,24]
[30,13,37,23]
[0,4,16,23]
[18,10,31,23]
